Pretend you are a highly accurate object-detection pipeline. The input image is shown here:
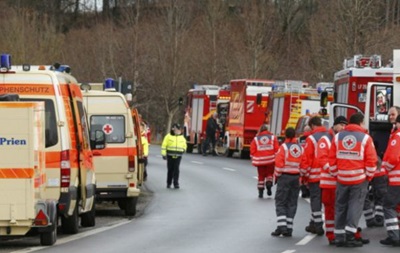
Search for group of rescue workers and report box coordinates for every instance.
[250,106,400,247]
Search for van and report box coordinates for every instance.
[82,80,142,216]
[0,55,106,234]
[0,97,58,245]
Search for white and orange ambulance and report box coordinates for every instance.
[0,55,106,234]
[0,95,58,245]
[82,80,142,216]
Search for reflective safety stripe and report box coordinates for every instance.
[0,168,35,178]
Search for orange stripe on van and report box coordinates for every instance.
[0,102,45,108]
[92,147,137,157]
[0,168,35,178]
[0,84,55,95]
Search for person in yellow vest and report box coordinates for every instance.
[161,123,187,189]
[141,123,149,181]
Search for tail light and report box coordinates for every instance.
[34,209,48,226]
[128,155,135,172]
[61,150,71,187]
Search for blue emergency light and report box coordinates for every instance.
[104,78,115,90]
[1,54,11,70]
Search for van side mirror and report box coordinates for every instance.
[256,93,262,105]
[90,130,106,150]
[320,91,328,107]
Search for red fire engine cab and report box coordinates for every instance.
[226,79,274,158]
[184,84,219,153]
[334,54,392,118]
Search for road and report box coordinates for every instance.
[1,145,399,253]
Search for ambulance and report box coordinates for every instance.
[0,55,106,234]
[0,95,57,245]
[82,80,141,216]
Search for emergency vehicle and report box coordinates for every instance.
[0,96,57,245]
[226,79,274,158]
[215,85,231,155]
[0,55,106,234]
[267,81,332,139]
[324,51,400,159]
[184,84,219,153]
[82,79,141,216]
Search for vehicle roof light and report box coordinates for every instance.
[38,65,46,70]
[80,82,91,91]
[104,78,116,91]
[0,54,11,71]
[51,62,71,73]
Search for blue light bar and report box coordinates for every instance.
[1,54,11,69]
[104,78,115,89]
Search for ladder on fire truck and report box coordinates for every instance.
[287,81,303,129]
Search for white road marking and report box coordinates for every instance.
[11,220,132,253]
[281,250,296,253]
[222,167,235,172]
[253,176,258,179]
[296,234,316,245]
[191,161,203,165]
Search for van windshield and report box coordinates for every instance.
[90,115,125,143]
[20,98,58,148]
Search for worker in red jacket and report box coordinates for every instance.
[380,114,400,247]
[328,112,377,248]
[250,124,280,198]
[300,116,329,236]
[317,115,347,244]
[271,127,303,237]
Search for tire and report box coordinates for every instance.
[240,150,250,159]
[118,199,127,210]
[186,143,193,153]
[227,149,234,157]
[61,203,79,234]
[125,197,138,216]
[40,212,57,246]
[80,202,96,227]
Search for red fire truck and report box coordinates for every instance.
[267,80,328,139]
[184,84,219,153]
[334,54,392,118]
[225,79,274,158]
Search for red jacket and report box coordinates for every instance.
[274,138,303,177]
[300,126,329,183]
[317,128,336,188]
[382,129,400,186]
[328,124,377,185]
[250,130,279,166]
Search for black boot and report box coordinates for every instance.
[258,189,264,198]
[305,220,316,234]
[345,234,363,247]
[265,181,272,196]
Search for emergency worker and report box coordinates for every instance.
[317,115,348,244]
[161,123,187,189]
[388,106,400,221]
[250,124,279,198]
[271,127,303,237]
[328,112,377,247]
[300,116,329,235]
[202,112,219,156]
[380,114,400,246]
[141,123,149,181]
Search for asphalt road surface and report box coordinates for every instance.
[0,145,398,253]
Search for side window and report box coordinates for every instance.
[77,101,90,149]
[90,115,125,143]
[21,98,58,147]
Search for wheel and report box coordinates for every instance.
[240,150,250,159]
[186,143,193,153]
[214,139,228,156]
[125,197,138,216]
[227,149,234,157]
[61,202,79,234]
[80,202,96,227]
[118,199,127,210]
[40,212,57,246]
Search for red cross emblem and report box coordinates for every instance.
[289,144,301,158]
[103,124,113,135]
[342,135,356,150]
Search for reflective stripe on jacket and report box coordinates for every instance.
[328,124,377,185]
[250,130,279,166]
[161,133,187,157]
[275,138,303,177]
